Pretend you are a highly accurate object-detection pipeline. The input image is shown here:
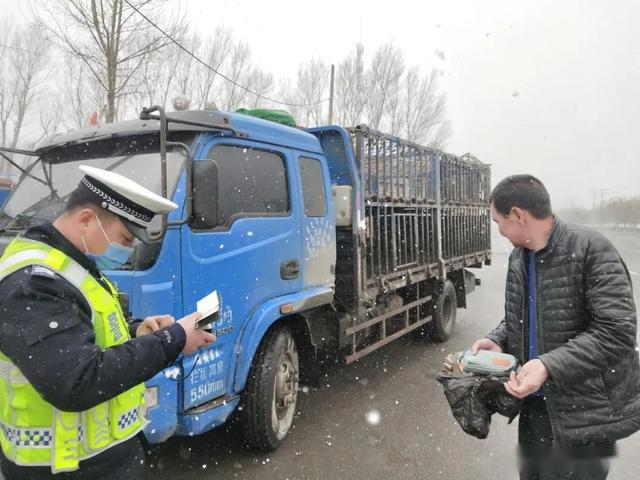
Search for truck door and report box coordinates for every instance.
[296,154,336,288]
[180,139,301,410]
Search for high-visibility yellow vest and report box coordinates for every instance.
[0,237,146,473]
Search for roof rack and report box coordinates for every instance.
[139,107,248,138]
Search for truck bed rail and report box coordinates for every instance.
[348,126,490,280]
[337,126,491,361]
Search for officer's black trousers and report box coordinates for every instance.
[518,396,612,480]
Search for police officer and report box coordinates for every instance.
[0,166,216,479]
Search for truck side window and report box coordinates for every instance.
[208,145,289,226]
[299,157,327,217]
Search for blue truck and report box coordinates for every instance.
[0,106,491,450]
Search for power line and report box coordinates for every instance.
[123,0,329,109]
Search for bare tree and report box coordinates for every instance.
[126,52,169,113]
[36,0,185,123]
[335,43,366,126]
[193,26,233,109]
[153,47,182,108]
[126,37,188,115]
[217,39,253,111]
[295,58,328,127]
[428,120,452,150]
[171,32,201,106]
[0,20,49,171]
[134,27,258,112]
[275,78,302,123]
[403,67,449,145]
[329,43,450,145]
[61,58,106,129]
[28,96,64,149]
[365,42,404,130]
[245,68,275,109]
[386,85,403,136]
[0,21,16,151]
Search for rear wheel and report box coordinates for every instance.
[430,279,457,342]
[240,326,299,451]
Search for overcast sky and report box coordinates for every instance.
[5,0,640,207]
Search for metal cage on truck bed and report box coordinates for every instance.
[335,125,491,362]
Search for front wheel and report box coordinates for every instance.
[240,326,299,451]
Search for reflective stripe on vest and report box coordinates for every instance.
[0,237,147,473]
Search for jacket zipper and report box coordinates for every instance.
[526,253,564,446]
[511,262,526,362]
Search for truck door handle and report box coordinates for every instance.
[281,259,300,280]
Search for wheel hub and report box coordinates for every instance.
[275,351,299,418]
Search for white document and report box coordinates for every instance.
[196,290,220,328]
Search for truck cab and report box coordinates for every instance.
[0,109,340,449]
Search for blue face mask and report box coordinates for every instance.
[83,216,134,271]
[90,242,134,271]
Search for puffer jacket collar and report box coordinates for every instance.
[511,216,565,266]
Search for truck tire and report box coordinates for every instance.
[240,326,299,451]
[430,279,457,342]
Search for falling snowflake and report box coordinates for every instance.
[366,409,381,425]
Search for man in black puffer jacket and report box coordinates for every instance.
[472,174,640,480]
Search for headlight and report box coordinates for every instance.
[141,386,159,419]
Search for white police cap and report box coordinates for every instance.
[78,165,178,243]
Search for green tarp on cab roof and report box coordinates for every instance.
[235,108,296,127]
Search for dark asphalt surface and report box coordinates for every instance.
[139,227,640,480]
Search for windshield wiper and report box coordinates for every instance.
[0,148,61,201]
[40,161,60,201]
[104,152,139,172]
[0,149,48,187]
[3,213,46,231]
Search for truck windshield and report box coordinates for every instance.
[0,133,193,232]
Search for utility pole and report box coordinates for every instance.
[328,64,335,124]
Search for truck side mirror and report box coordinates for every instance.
[191,160,219,229]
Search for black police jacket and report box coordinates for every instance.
[0,223,186,478]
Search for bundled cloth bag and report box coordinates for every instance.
[436,350,522,439]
